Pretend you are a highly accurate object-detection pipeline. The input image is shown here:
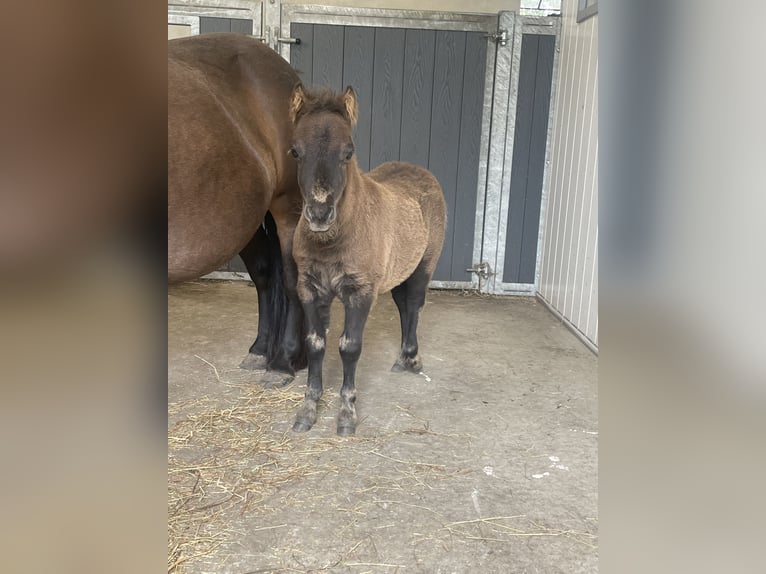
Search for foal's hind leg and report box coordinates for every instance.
[391,263,431,373]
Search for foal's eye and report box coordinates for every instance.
[289,147,300,159]
[344,150,354,161]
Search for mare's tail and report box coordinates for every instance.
[261,212,306,373]
[261,211,289,370]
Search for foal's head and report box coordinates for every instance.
[288,84,358,233]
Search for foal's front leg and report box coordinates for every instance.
[292,294,331,432]
[337,295,373,436]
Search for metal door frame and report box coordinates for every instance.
[280,4,499,291]
[168,1,266,40]
[168,4,561,295]
[483,14,561,295]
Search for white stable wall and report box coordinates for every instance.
[538,0,598,348]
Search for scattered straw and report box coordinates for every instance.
[439,515,598,548]
[169,356,597,572]
[168,361,390,573]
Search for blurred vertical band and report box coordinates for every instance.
[0,1,167,572]
[602,0,766,572]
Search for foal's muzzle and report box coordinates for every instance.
[304,204,336,232]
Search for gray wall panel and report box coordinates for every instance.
[520,35,554,282]
[430,31,466,282]
[400,29,436,169]
[503,35,538,283]
[290,23,314,83]
[230,19,253,35]
[312,24,344,91]
[370,28,405,167]
[502,34,554,285]
[451,32,487,280]
[342,27,375,171]
[200,17,231,34]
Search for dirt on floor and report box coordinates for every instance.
[168,280,598,574]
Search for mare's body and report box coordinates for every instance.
[168,34,305,372]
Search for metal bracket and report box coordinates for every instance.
[486,29,509,46]
[466,262,493,280]
[276,35,301,45]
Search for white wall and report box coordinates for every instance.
[538,0,598,347]
[168,24,192,40]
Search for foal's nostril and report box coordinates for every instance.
[306,203,335,224]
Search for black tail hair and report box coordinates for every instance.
[262,211,306,373]
[259,211,288,370]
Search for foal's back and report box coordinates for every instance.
[368,162,441,198]
[367,160,447,266]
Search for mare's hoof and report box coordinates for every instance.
[292,419,313,432]
[257,371,294,388]
[391,355,423,374]
[239,353,268,371]
[337,424,356,436]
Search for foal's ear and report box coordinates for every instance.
[289,83,306,124]
[342,86,358,127]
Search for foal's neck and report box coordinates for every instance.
[337,159,365,223]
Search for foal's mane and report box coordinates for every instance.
[293,87,348,121]
[290,85,357,127]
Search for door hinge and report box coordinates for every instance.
[486,29,509,47]
[466,262,493,281]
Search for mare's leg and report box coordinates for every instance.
[337,294,373,436]
[391,263,431,373]
[293,295,331,432]
[238,225,272,370]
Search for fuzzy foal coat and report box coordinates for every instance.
[293,160,446,304]
[289,85,446,435]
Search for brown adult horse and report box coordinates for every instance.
[168,33,305,374]
[287,85,447,435]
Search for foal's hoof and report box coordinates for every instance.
[292,418,314,433]
[337,410,357,436]
[391,355,423,373]
[293,402,317,432]
[337,423,356,436]
[239,352,268,371]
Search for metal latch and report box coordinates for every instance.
[486,29,509,46]
[466,262,493,280]
[271,26,301,51]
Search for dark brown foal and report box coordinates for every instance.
[287,85,447,435]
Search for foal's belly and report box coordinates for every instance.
[380,261,416,294]
[378,235,428,294]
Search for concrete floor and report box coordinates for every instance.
[169,280,598,573]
